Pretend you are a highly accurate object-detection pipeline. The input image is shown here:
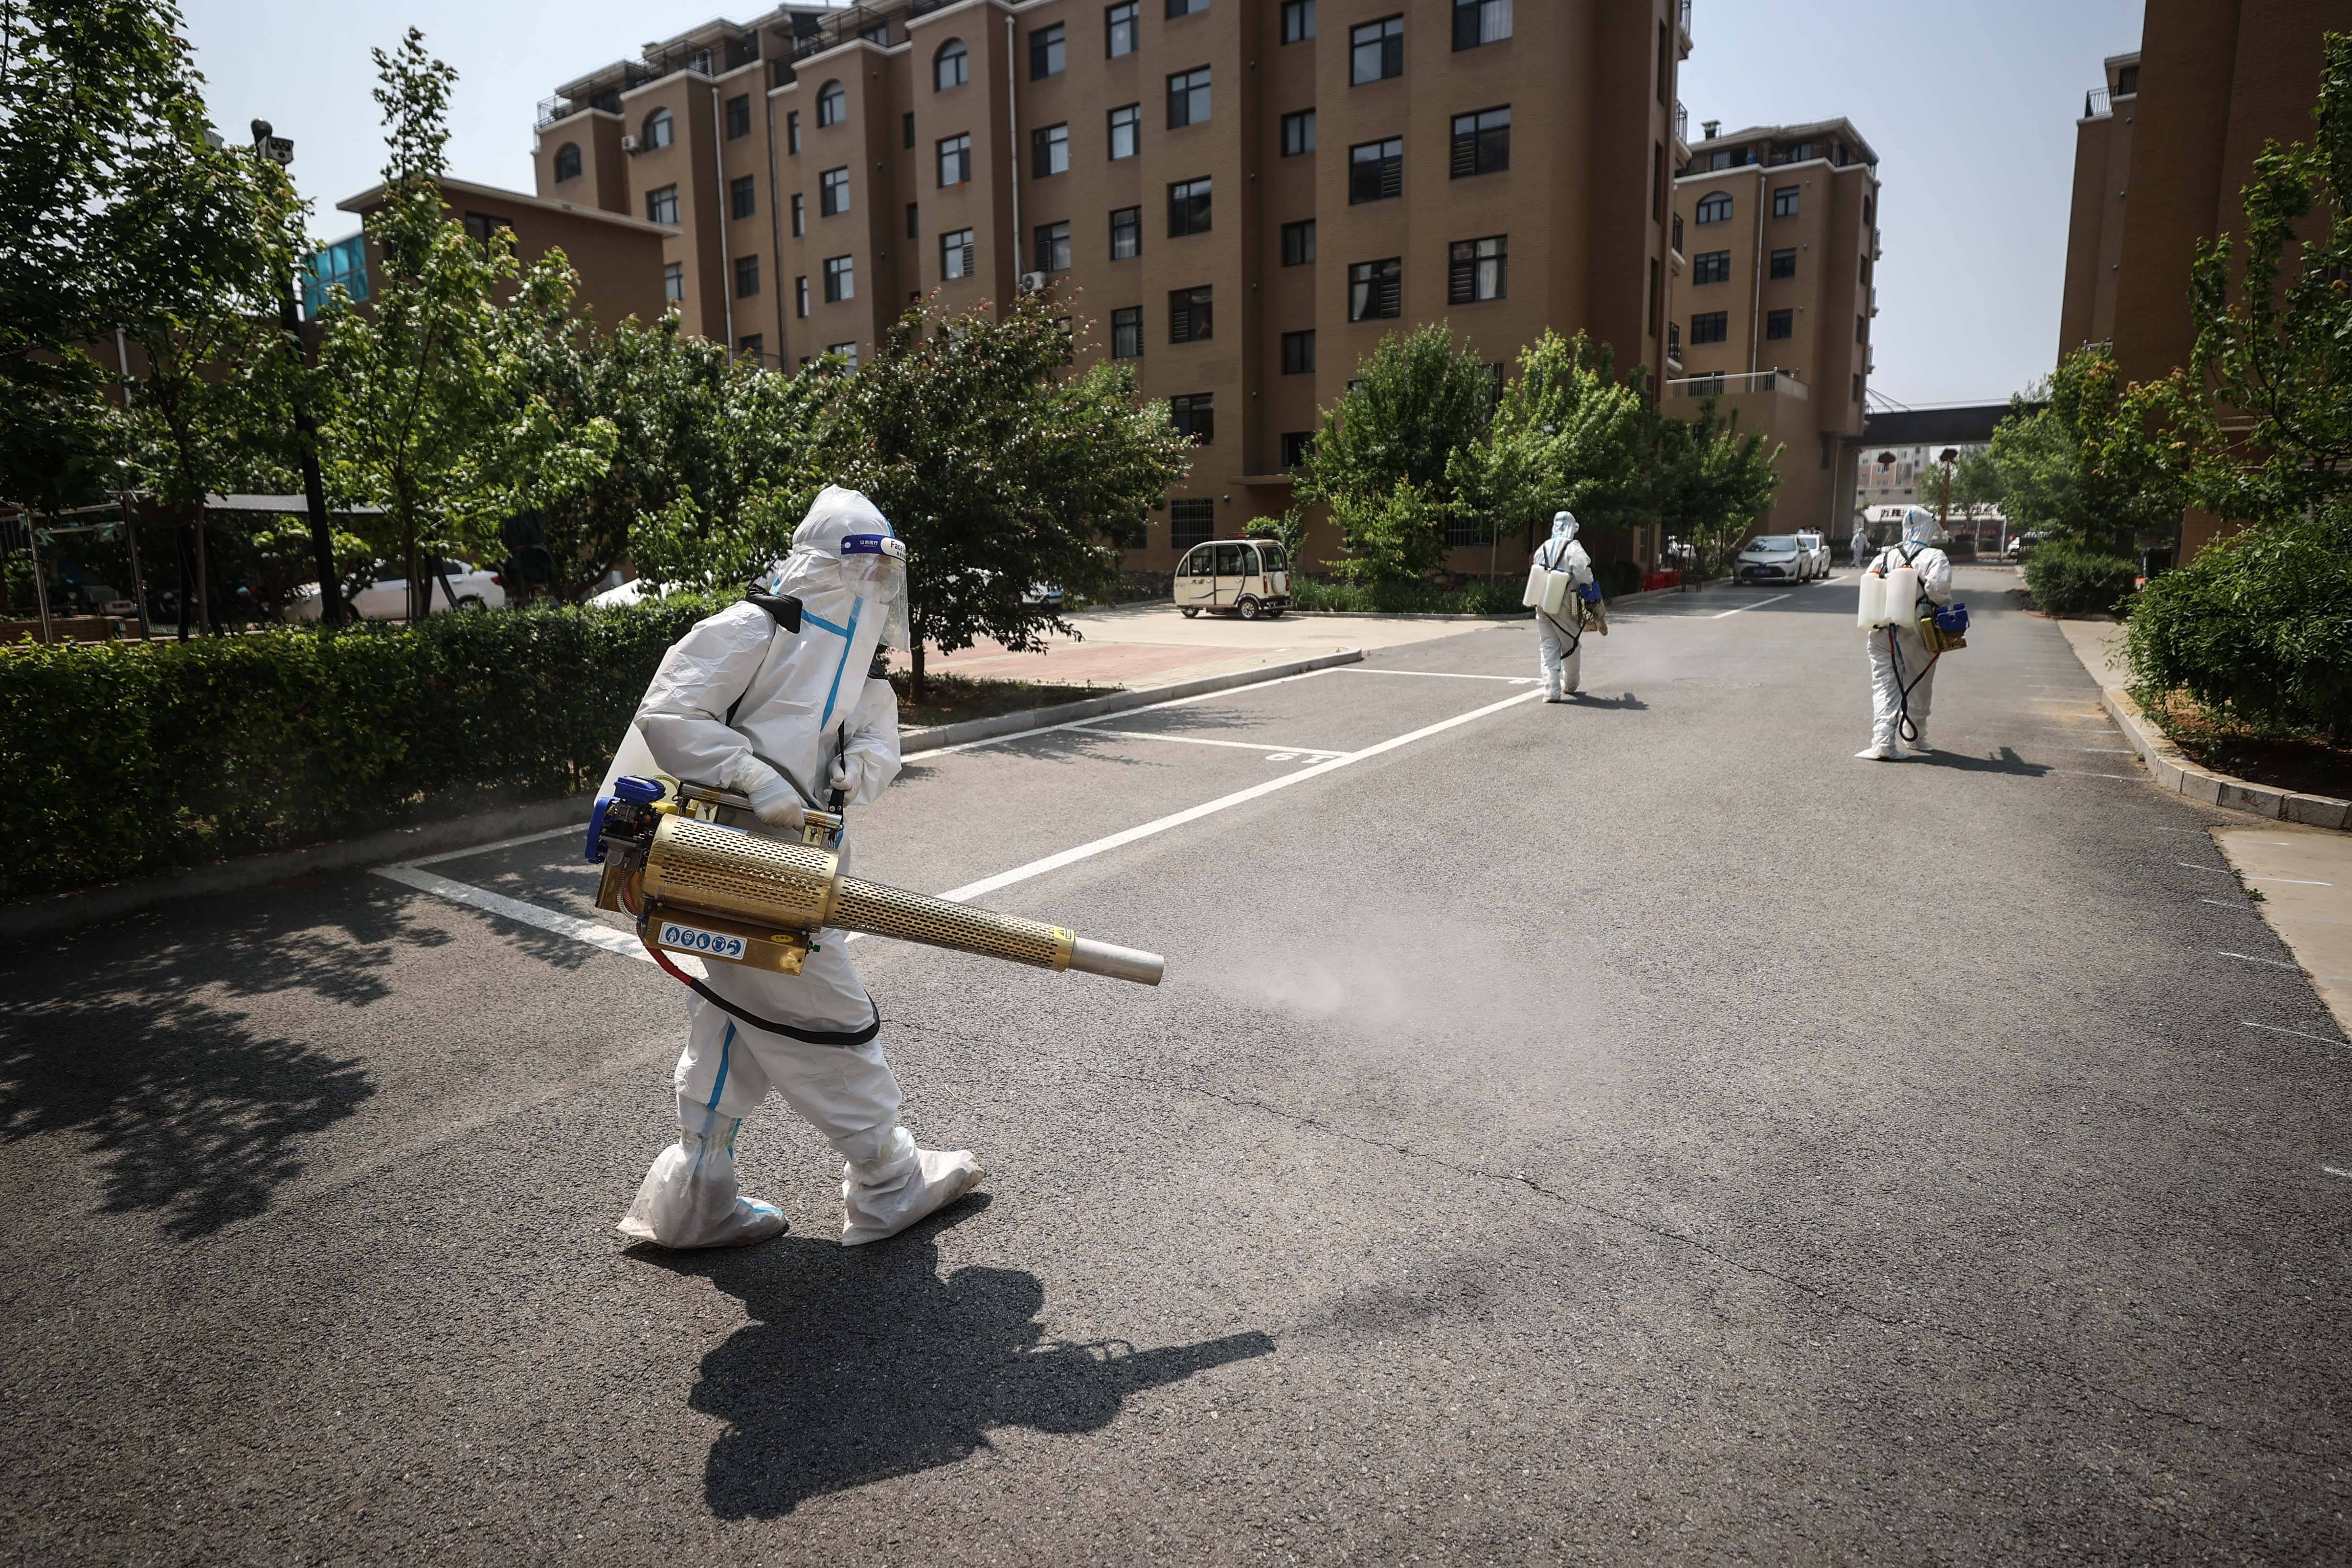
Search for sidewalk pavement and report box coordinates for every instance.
[885,602,1517,689]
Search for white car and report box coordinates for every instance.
[287,559,505,621]
[1793,530,1830,580]
[1733,535,1807,585]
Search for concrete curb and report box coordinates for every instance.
[1278,584,1711,620]
[899,647,1365,753]
[2095,683,2352,832]
[0,793,595,941]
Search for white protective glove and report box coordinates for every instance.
[826,753,870,805]
[728,755,804,829]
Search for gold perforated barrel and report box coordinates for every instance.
[833,877,1075,969]
[641,816,839,931]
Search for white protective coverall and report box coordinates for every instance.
[1849,523,1871,569]
[1859,511,1955,760]
[614,486,982,1249]
[1534,511,1595,701]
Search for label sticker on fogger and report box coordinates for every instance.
[657,922,747,961]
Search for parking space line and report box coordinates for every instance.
[405,824,581,869]
[372,864,653,964]
[1344,668,1538,684]
[1068,725,1345,759]
[919,666,1344,759]
[2218,950,2300,969]
[1710,594,1790,618]
[2243,1019,2352,1049]
[2057,770,2137,780]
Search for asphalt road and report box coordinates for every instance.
[5,569,2348,1566]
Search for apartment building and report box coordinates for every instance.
[1669,117,1878,537]
[2055,52,2136,359]
[528,0,1691,573]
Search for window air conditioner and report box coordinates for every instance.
[621,134,641,153]
[1018,271,1047,293]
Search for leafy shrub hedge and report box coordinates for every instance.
[0,595,723,902]
[2126,515,2352,740]
[1287,577,1528,615]
[2023,540,2139,616]
[1594,560,1648,600]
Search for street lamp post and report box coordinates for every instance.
[252,119,342,629]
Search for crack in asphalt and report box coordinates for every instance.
[882,1015,2344,1469]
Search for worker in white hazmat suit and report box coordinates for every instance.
[1858,509,1955,760]
[616,485,982,1249]
[1533,511,1595,702]
[1849,520,1871,569]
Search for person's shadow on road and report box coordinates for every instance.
[1570,690,1647,710]
[1912,745,2049,776]
[633,1198,1275,1518]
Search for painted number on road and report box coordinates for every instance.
[657,921,746,961]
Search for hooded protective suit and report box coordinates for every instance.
[1849,522,1871,569]
[615,486,982,1248]
[1859,510,1954,760]
[1534,511,1594,702]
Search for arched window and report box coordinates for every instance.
[1695,190,1732,225]
[817,79,847,127]
[935,38,968,91]
[644,108,674,150]
[553,142,581,181]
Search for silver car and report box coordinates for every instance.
[1793,530,1830,580]
[1733,535,1807,585]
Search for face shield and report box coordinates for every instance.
[839,530,911,649]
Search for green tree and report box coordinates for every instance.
[822,294,1193,699]
[315,30,613,621]
[1449,330,1648,555]
[1289,323,1497,580]
[1651,399,1782,577]
[1982,347,2185,555]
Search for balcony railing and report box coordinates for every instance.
[2085,87,2112,118]
[1679,0,1694,38]
[535,89,621,130]
[1674,101,1688,146]
[1664,370,1808,400]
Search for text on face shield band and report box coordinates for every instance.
[840,534,906,560]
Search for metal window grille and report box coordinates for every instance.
[941,229,975,280]
[1348,258,1401,320]
[1036,221,1072,272]
[1171,498,1215,550]
[1447,236,1504,304]
[1349,138,1402,203]
[1169,285,1212,343]
[1448,106,1509,177]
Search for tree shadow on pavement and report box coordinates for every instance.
[1913,746,2050,777]
[635,1199,1275,1518]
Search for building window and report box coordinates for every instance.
[1169,284,1212,342]
[1856,314,1868,343]
[1672,211,1684,253]
[1282,109,1316,157]
[463,210,513,245]
[1859,253,1871,284]
[1109,103,1141,160]
[1448,236,1505,303]
[738,334,764,362]
[1111,305,1143,358]
[1169,177,1212,236]
[1449,106,1509,177]
[1169,68,1211,129]
[731,175,756,220]
[1031,23,1066,79]
[832,341,860,371]
[725,93,751,140]
[1169,393,1214,443]
[663,261,683,304]
[1282,0,1315,43]
[1863,193,1875,226]
[1690,311,1728,344]
[731,255,758,297]
[796,275,810,316]
[906,201,917,239]
[1171,497,1215,549]
[1695,190,1732,224]
[935,40,968,91]
[817,81,846,126]
[1348,257,1402,320]
[824,254,854,302]
[644,108,674,149]
[1692,249,1730,284]
[820,166,850,216]
[938,133,972,186]
[792,193,806,236]
[1280,431,1314,468]
[1771,248,1797,280]
[1036,220,1072,272]
[941,227,976,279]
[1351,16,1403,85]
[1349,137,1402,204]
[1033,123,1070,177]
[1666,320,1680,360]
[1281,219,1315,266]
[646,184,679,225]
[787,111,801,154]
[1773,184,1800,217]
[904,112,915,148]
[1167,0,1209,15]
[1281,329,1314,374]
[1853,372,1864,402]
[1111,205,1142,259]
[554,142,581,181]
[1108,2,1140,56]
[1453,0,1511,49]
[1649,256,1661,337]
[1765,309,1793,340]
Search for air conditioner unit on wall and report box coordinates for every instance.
[1018,271,1047,293]
[621,134,641,153]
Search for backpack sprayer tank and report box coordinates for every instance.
[584,777,1165,986]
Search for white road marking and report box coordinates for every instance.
[2217,950,2299,969]
[1344,668,1539,684]
[1069,725,1345,759]
[918,666,1343,758]
[2071,747,2136,754]
[405,824,582,868]
[1710,594,1789,618]
[2058,770,2136,780]
[2324,1166,2352,1181]
[2243,1019,2352,1049]
[2153,826,2211,835]
[2256,876,2334,886]
[2200,898,2253,909]
[2176,863,2234,875]
[372,864,653,965]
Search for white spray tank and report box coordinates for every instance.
[1883,560,1920,629]
[1855,566,1888,629]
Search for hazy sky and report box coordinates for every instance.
[181,0,2145,406]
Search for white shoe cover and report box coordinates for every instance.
[617,1133,790,1249]
[840,1127,984,1246]
[1855,743,1897,760]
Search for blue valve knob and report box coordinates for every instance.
[614,775,664,804]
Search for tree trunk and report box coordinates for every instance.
[911,640,927,707]
[174,521,195,641]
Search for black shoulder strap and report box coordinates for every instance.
[866,649,891,682]
[746,591,803,631]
